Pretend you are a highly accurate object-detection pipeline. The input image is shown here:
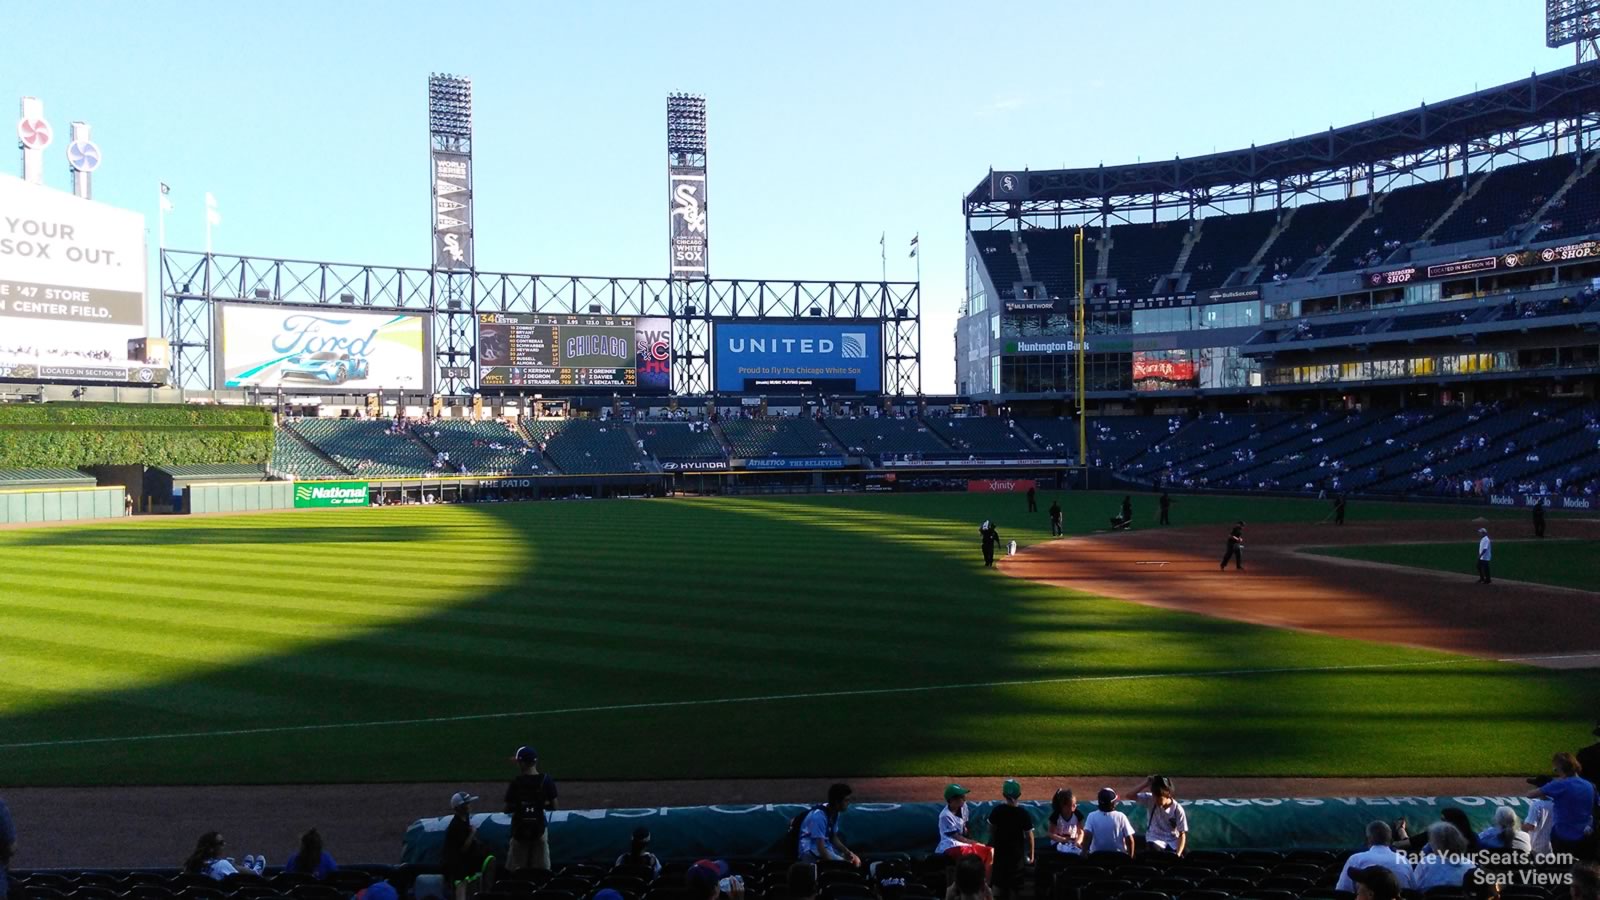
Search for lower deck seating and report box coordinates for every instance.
[522,419,645,474]
[286,419,435,476]
[718,417,843,459]
[410,420,543,476]
[822,416,951,459]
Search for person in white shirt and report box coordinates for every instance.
[1335,822,1416,893]
[1081,788,1136,856]
[1477,806,1531,853]
[1476,528,1493,584]
[1412,822,1476,892]
[1045,789,1086,856]
[1524,786,1555,855]
[936,784,994,872]
[1125,776,1188,856]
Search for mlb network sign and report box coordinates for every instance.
[293,481,370,508]
[714,323,882,392]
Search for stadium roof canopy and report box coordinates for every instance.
[966,61,1600,208]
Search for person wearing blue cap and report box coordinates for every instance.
[505,746,559,871]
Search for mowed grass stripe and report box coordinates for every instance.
[0,493,1596,785]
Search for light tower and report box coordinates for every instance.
[429,73,474,397]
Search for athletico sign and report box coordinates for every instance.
[293,481,370,508]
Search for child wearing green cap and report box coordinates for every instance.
[987,780,1035,900]
[936,784,994,873]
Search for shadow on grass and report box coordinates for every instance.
[0,494,1595,788]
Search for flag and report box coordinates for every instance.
[909,234,919,258]
[159,182,174,212]
[205,192,221,226]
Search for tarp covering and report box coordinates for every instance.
[402,795,1535,864]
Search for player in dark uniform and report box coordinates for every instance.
[1048,500,1063,537]
[1159,491,1172,526]
[1026,486,1037,513]
[1220,522,1244,570]
[1334,493,1347,526]
[981,520,1002,568]
[1121,495,1133,524]
[1532,497,1546,538]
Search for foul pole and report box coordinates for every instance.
[1075,226,1087,467]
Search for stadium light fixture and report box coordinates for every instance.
[666,93,707,157]
[428,73,473,138]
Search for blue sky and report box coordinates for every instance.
[5,0,1575,392]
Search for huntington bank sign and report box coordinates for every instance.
[293,481,371,508]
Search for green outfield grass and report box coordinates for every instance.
[0,491,1592,787]
[1310,539,1600,591]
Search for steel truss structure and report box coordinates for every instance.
[159,250,921,396]
[966,62,1600,228]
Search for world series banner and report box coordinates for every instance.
[432,150,473,269]
[669,166,708,277]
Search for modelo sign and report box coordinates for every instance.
[293,481,370,508]
[968,478,1037,493]
[714,322,882,392]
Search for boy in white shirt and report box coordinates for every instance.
[936,784,994,872]
[1082,788,1136,856]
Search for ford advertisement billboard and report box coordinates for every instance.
[714,322,882,392]
[218,305,427,390]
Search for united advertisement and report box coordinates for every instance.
[219,305,427,390]
[714,323,882,392]
[0,175,164,385]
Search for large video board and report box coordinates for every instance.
[218,305,428,390]
[0,175,164,384]
[476,313,671,393]
[714,322,882,392]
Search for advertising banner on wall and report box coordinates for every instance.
[714,322,882,392]
[669,166,708,277]
[967,478,1037,493]
[293,481,370,508]
[432,150,473,269]
[219,305,427,390]
[0,175,164,384]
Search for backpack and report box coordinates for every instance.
[510,774,549,840]
[785,805,828,859]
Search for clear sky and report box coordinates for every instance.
[5,0,1577,392]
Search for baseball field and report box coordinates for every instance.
[1,490,1596,788]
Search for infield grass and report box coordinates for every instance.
[1309,539,1600,591]
[0,491,1592,786]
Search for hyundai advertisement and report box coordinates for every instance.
[714,322,882,392]
[219,305,427,390]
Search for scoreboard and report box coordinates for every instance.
[478,313,661,389]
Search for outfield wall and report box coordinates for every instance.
[0,486,126,525]
[401,795,1532,863]
[186,481,294,514]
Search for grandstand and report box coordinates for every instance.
[717,416,844,460]
[284,419,437,477]
[410,420,544,476]
[522,418,646,474]
[820,415,951,459]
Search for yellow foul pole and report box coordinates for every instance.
[1075,227,1087,467]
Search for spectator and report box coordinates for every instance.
[1348,866,1402,900]
[986,780,1034,900]
[0,794,12,900]
[936,784,994,871]
[504,745,558,871]
[1478,807,1531,853]
[283,827,337,879]
[183,831,264,879]
[685,859,743,900]
[1336,822,1415,893]
[1045,789,1085,856]
[1531,752,1596,857]
[1579,721,1600,789]
[1412,822,1476,891]
[1394,808,1479,853]
[1126,775,1188,855]
[440,792,492,886]
[615,827,661,877]
[799,783,860,866]
[1573,863,1599,900]
[1082,788,1135,856]
[945,857,991,900]
[1526,776,1557,854]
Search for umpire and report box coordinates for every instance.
[1220,522,1245,570]
[981,520,1003,568]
